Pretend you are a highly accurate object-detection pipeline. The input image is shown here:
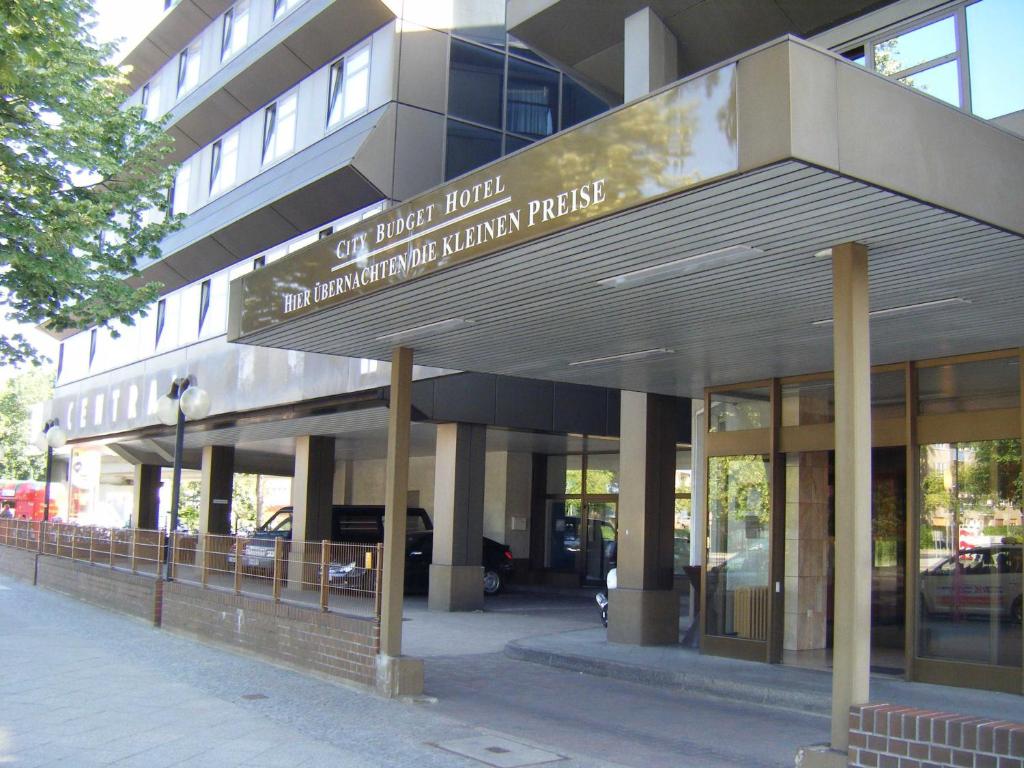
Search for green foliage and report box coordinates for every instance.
[0,0,181,365]
[177,480,201,530]
[0,368,53,480]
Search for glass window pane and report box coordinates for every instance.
[875,16,956,76]
[506,58,559,139]
[918,357,1020,414]
[899,60,961,107]
[781,379,834,427]
[445,119,501,180]
[564,455,582,495]
[708,387,770,432]
[561,77,607,130]
[547,498,582,570]
[967,0,1024,119]
[504,134,532,154]
[585,453,618,495]
[706,455,771,639]
[675,450,693,576]
[448,39,504,128]
[918,441,1022,668]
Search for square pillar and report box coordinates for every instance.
[199,446,233,536]
[830,242,872,751]
[429,423,487,611]
[608,391,680,645]
[376,346,423,697]
[624,7,678,101]
[131,464,161,530]
[287,435,335,590]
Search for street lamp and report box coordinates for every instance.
[156,376,211,578]
[34,419,67,522]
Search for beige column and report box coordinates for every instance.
[376,347,423,696]
[608,391,679,645]
[131,464,161,530]
[287,435,335,590]
[429,423,487,612]
[199,446,234,535]
[624,7,679,102]
[830,242,872,750]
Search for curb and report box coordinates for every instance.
[504,639,832,716]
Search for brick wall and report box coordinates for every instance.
[850,704,1024,768]
[0,545,37,583]
[35,556,161,625]
[161,581,380,688]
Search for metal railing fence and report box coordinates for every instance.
[0,519,382,619]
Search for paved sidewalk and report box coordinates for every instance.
[0,575,623,768]
[507,626,1024,721]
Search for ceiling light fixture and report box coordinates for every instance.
[597,245,764,288]
[375,318,475,344]
[569,348,674,366]
[811,297,971,326]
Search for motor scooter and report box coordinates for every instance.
[595,567,617,627]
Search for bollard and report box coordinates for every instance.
[272,538,283,603]
[319,540,330,612]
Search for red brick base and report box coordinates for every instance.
[850,704,1024,768]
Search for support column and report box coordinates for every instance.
[199,446,234,535]
[624,7,678,102]
[288,435,335,589]
[830,242,872,751]
[429,423,487,611]
[376,347,423,696]
[131,464,161,530]
[608,391,680,645]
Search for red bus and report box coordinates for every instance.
[0,480,65,521]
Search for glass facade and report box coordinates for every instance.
[705,455,771,640]
[708,387,771,432]
[918,440,1022,668]
[445,36,608,180]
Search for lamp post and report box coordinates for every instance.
[156,376,211,579]
[34,419,67,522]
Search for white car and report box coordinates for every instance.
[920,545,1022,623]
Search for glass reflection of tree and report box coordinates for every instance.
[708,455,770,527]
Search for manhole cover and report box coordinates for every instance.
[433,736,565,767]
[241,693,268,700]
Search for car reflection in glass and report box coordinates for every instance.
[920,544,1022,623]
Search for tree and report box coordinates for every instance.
[0,0,180,366]
[0,368,53,480]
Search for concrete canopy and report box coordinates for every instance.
[506,0,902,99]
[229,38,1024,399]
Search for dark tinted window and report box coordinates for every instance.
[448,39,504,128]
[504,134,533,153]
[507,57,559,139]
[445,119,501,180]
[561,77,607,130]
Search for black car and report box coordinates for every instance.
[232,505,514,595]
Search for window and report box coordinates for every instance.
[176,43,201,96]
[198,279,211,333]
[141,81,161,121]
[220,2,249,61]
[171,164,191,215]
[445,119,501,180]
[448,39,505,129]
[89,329,97,368]
[57,343,64,379]
[141,84,150,114]
[273,0,301,21]
[262,92,297,164]
[506,57,559,139]
[561,76,607,129]
[317,227,333,239]
[253,255,265,269]
[326,44,371,128]
[155,299,166,346]
[208,130,238,195]
[966,0,1024,119]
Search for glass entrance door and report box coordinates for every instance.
[583,501,617,583]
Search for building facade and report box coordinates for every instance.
[44,0,1024,739]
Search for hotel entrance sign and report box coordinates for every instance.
[229,64,738,340]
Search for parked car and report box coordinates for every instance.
[919,544,1022,622]
[230,505,514,595]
